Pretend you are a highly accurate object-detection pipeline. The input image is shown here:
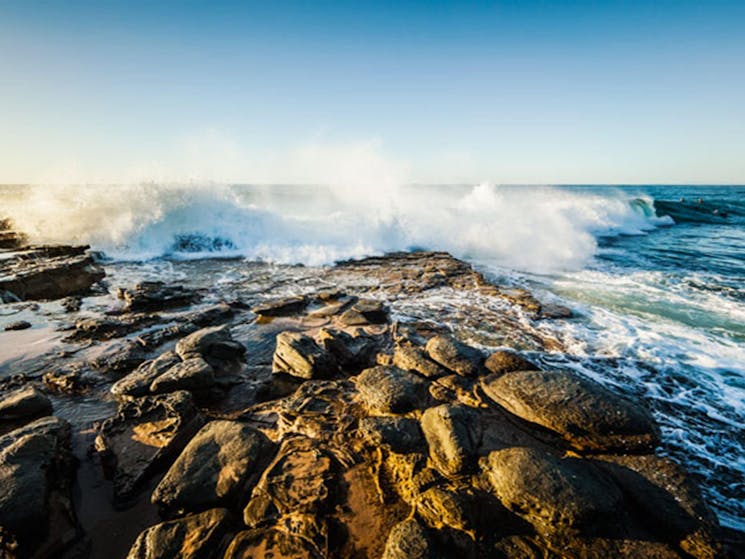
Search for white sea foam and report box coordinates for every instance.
[1,182,669,272]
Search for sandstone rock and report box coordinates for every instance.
[272,331,338,380]
[339,299,389,326]
[95,391,204,504]
[224,528,320,559]
[425,335,484,377]
[111,351,182,398]
[251,295,308,317]
[416,486,476,533]
[175,325,245,366]
[356,366,429,414]
[393,344,448,379]
[126,508,233,559]
[483,350,539,375]
[92,340,149,375]
[318,328,377,371]
[484,446,624,534]
[117,281,200,313]
[3,320,31,331]
[382,518,436,559]
[149,357,215,395]
[152,420,272,514]
[43,369,90,394]
[481,370,660,453]
[0,416,78,558]
[0,245,105,301]
[359,416,426,454]
[420,404,480,476]
[0,385,52,424]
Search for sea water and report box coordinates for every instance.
[1,182,743,529]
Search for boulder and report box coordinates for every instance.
[318,328,377,371]
[355,366,429,414]
[420,404,480,476]
[0,385,52,425]
[111,351,181,398]
[393,344,448,379]
[339,299,389,326]
[0,245,104,301]
[251,295,308,317]
[425,335,484,377]
[224,528,320,559]
[92,340,149,375]
[149,357,215,395]
[152,421,272,514]
[126,508,233,559]
[359,416,426,454]
[382,518,436,559]
[175,325,244,362]
[483,350,539,375]
[484,447,624,534]
[3,320,31,331]
[95,391,204,504]
[117,281,200,313]
[481,370,660,453]
[0,416,78,558]
[271,331,338,380]
[416,486,476,533]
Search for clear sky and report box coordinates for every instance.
[1,0,744,184]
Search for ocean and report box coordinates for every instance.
[1,182,743,530]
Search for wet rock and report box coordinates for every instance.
[355,366,429,414]
[318,328,378,371]
[126,508,233,559]
[393,344,448,379]
[43,369,90,394]
[339,299,389,326]
[595,454,724,559]
[481,370,660,453]
[382,518,436,559]
[484,446,624,534]
[68,316,136,340]
[425,335,484,377]
[149,357,215,395]
[0,416,78,558]
[420,404,480,476]
[0,385,52,425]
[152,420,272,514]
[0,230,27,250]
[359,416,426,454]
[111,351,182,398]
[272,331,338,380]
[539,303,573,319]
[175,325,245,367]
[61,296,82,313]
[0,245,105,301]
[117,281,200,313]
[3,320,31,331]
[483,350,538,375]
[95,391,204,504]
[92,340,149,375]
[251,295,308,317]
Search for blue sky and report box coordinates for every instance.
[1,1,744,184]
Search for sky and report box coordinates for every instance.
[1,0,744,185]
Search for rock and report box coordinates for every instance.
[152,421,272,514]
[43,369,90,394]
[425,335,484,377]
[0,386,52,425]
[338,299,389,326]
[416,486,476,533]
[224,528,320,559]
[92,340,149,375]
[420,404,480,476]
[359,416,426,454]
[595,454,724,559]
[0,230,27,250]
[3,320,31,331]
[272,331,338,380]
[175,325,245,366]
[149,357,215,395]
[481,370,660,453]
[94,391,204,504]
[117,281,200,313]
[483,350,538,375]
[318,328,377,371]
[111,351,182,398]
[484,446,624,534]
[251,295,308,317]
[393,344,448,379]
[126,508,233,559]
[355,366,429,414]
[0,416,78,558]
[382,518,436,559]
[0,245,105,301]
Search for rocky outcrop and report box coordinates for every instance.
[0,416,78,558]
[149,357,215,395]
[117,281,200,312]
[356,366,429,414]
[251,295,308,317]
[481,369,660,453]
[0,245,104,301]
[272,331,338,379]
[483,349,538,375]
[152,421,273,514]
[0,385,52,429]
[425,335,484,377]
[420,404,480,476]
